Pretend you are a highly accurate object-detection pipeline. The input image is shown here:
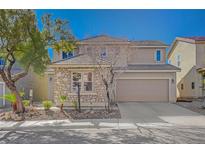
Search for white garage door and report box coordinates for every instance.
[116,79,169,102]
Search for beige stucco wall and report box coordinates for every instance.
[52,43,167,66]
[29,72,49,102]
[196,43,205,68]
[128,47,166,64]
[168,41,203,98]
[116,72,177,102]
[52,67,107,107]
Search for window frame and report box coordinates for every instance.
[176,54,181,67]
[100,47,107,59]
[155,50,161,62]
[71,71,93,93]
[62,51,74,59]
[0,58,5,66]
[181,83,184,90]
[191,82,195,90]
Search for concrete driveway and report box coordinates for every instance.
[118,102,205,126]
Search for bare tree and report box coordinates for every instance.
[90,48,127,112]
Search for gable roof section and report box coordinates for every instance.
[51,54,108,67]
[80,35,129,44]
[52,54,94,65]
[79,35,168,47]
[168,36,205,58]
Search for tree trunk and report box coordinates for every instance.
[105,85,111,112]
[0,71,25,113]
[60,103,64,111]
[12,89,25,113]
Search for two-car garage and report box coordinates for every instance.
[115,65,180,103]
[116,79,169,102]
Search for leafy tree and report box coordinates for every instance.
[0,10,76,113]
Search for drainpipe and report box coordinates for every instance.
[77,83,81,112]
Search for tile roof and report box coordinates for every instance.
[130,40,168,46]
[52,54,95,65]
[80,35,168,46]
[182,36,205,41]
[115,64,180,71]
[52,54,108,66]
[80,35,128,42]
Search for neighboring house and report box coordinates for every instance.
[0,61,48,107]
[168,37,205,99]
[48,35,180,107]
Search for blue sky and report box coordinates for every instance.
[35,9,205,59]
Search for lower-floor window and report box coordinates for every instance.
[181,84,184,90]
[191,82,195,89]
[72,72,93,92]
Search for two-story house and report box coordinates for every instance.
[47,35,180,107]
[168,37,205,100]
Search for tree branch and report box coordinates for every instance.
[6,51,15,80]
[12,63,31,82]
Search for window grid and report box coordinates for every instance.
[191,82,195,90]
[62,51,74,59]
[71,72,93,93]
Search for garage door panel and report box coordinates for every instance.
[116,79,169,102]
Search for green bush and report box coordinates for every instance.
[0,91,25,105]
[71,100,78,110]
[23,100,30,107]
[42,100,53,110]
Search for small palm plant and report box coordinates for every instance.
[0,92,25,112]
[59,95,67,111]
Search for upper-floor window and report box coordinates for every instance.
[62,51,74,59]
[0,58,5,66]
[100,47,107,59]
[176,54,181,67]
[155,50,161,62]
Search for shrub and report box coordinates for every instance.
[71,100,78,110]
[42,100,53,110]
[1,93,16,104]
[23,100,30,107]
[0,91,25,105]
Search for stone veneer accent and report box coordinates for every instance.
[53,67,107,107]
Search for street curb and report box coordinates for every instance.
[0,119,184,130]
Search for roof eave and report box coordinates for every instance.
[130,45,168,48]
[49,64,110,68]
[115,69,181,73]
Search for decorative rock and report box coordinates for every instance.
[53,68,107,106]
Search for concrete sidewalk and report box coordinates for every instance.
[0,119,175,130]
